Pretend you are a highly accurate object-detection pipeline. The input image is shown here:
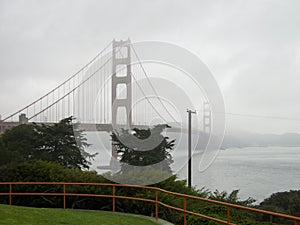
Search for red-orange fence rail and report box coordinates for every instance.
[0,182,299,225]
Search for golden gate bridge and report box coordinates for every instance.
[0,39,212,167]
[0,39,212,131]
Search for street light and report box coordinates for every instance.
[187,109,196,188]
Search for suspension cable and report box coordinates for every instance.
[116,42,172,125]
[131,44,180,126]
[3,41,112,121]
[28,55,113,120]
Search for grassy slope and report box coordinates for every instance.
[0,204,160,225]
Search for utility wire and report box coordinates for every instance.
[225,112,300,121]
[197,109,300,121]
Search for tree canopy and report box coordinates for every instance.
[111,124,175,174]
[259,190,300,217]
[0,116,96,169]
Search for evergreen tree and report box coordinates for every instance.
[0,116,96,169]
[111,124,175,173]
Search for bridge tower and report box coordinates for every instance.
[203,102,211,133]
[110,39,132,167]
[112,39,132,127]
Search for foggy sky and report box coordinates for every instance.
[1,0,300,134]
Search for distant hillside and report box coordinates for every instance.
[221,132,300,149]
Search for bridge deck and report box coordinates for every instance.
[0,122,183,134]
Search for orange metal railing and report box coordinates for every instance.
[0,182,299,225]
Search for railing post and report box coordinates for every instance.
[112,185,116,212]
[270,215,273,223]
[183,197,187,225]
[9,183,12,206]
[155,190,158,221]
[294,220,298,225]
[227,206,231,224]
[63,184,66,209]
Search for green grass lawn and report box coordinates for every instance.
[0,204,160,225]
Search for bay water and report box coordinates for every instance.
[175,146,300,203]
[86,132,300,203]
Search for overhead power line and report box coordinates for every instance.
[197,109,300,121]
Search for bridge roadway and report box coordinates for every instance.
[0,121,183,134]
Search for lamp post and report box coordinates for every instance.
[187,109,196,188]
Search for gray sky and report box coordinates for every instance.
[1,0,300,134]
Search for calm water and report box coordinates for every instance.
[174,147,300,203]
[87,132,300,203]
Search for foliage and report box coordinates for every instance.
[0,161,111,209]
[258,190,300,224]
[111,124,175,173]
[0,116,96,169]
[0,160,292,225]
[34,117,96,169]
[109,167,174,185]
[0,160,105,183]
[0,124,38,164]
[259,190,300,217]
[208,189,256,206]
[0,121,297,225]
